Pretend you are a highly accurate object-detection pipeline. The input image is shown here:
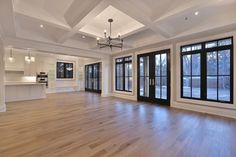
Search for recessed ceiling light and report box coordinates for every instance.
[82,35,86,39]
[40,24,44,28]
[195,11,199,16]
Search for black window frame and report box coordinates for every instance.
[56,62,74,79]
[181,37,234,104]
[115,56,132,92]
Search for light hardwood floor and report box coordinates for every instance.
[0,92,236,157]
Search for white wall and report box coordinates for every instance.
[101,56,112,97]
[112,30,236,119]
[36,53,81,93]
[0,39,6,112]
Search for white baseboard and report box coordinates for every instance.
[112,93,137,101]
[172,101,236,119]
[46,87,80,94]
[101,93,112,97]
[0,104,6,112]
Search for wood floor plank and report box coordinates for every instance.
[0,92,236,157]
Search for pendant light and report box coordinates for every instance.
[8,47,14,62]
[25,49,35,63]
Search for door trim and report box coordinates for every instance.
[137,49,171,105]
[85,63,102,93]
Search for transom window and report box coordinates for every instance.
[181,37,233,103]
[115,56,132,92]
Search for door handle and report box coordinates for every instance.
[149,79,155,86]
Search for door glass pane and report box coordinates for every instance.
[99,65,102,90]
[140,77,144,96]
[161,77,167,99]
[139,77,149,97]
[139,56,149,97]
[207,76,217,100]
[183,55,191,75]
[93,65,98,89]
[218,50,230,75]
[207,52,217,75]
[218,76,230,101]
[155,77,160,99]
[161,53,167,76]
[155,55,160,76]
[192,76,200,98]
[88,66,93,89]
[183,77,191,97]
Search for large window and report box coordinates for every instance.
[115,56,132,92]
[57,62,74,79]
[181,37,233,103]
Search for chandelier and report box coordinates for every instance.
[97,19,123,50]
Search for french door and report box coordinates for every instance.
[85,63,101,93]
[137,49,170,105]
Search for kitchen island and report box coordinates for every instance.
[5,82,46,102]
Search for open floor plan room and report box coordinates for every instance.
[1,92,236,157]
[0,0,236,157]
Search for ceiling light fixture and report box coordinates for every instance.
[25,49,35,63]
[195,11,199,16]
[8,47,14,62]
[97,19,123,50]
[40,24,44,28]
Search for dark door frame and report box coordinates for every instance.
[85,63,101,93]
[137,49,171,105]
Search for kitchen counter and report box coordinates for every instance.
[5,82,46,102]
[5,82,46,86]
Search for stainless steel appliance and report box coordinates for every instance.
[37,72,48,87]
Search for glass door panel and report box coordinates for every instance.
[139,56,149,97]
[85,63,101,93]
[138,49,170,105]
[155,53,167,100]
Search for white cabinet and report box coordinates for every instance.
[5,83,46,102]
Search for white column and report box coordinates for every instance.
[0,40,6,112]
[101,56,112,97]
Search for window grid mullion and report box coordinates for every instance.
[181,37,233,103]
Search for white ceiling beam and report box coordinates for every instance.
[3,37,109,59]
[57,0,110,44]
[111,0,172,38]
[0,0,16,37]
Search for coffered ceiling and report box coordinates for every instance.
[0,0,236,56]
